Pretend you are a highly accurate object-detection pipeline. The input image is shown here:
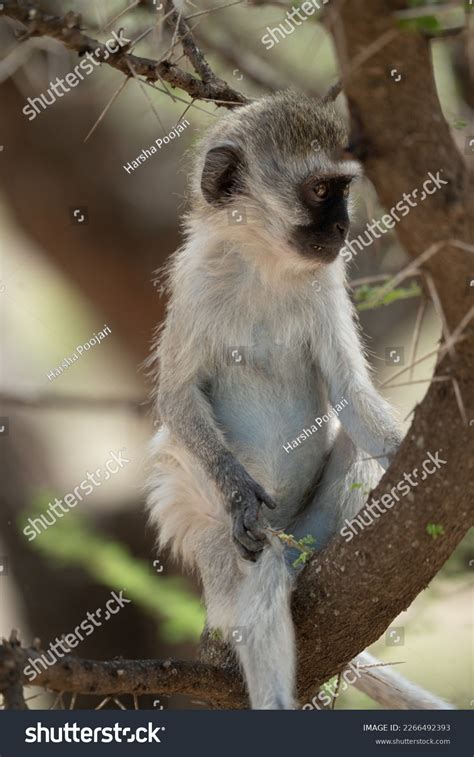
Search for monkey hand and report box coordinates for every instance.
[228,474,276,562]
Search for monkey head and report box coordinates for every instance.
[191,90,360,271]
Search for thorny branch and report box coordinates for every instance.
[0,632,246,709]
[0,0,249,107]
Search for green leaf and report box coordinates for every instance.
[426,522,445,539]
[292,552,310,569]
[299,535,316,547]
[355,282,421,311]
[398,15,441,33]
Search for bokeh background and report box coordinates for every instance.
[0,0,472,709]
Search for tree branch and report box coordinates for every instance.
[0,390,148,413]
[0,0,248,107]
[0,633,28,710]
[0,636,247,709]
[163,0,216,84]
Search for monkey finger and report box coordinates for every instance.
[234,533,264,558]
[245,524,267,543]
[242,530,265,551]
[242,512,267,541]
[233,519,265,553]
[255,488,276,510]
[233,539,260,562]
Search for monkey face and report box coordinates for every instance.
[198,142,356,266]
[196,92,360,270]
[290,174,353,263]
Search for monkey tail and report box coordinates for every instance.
[226,540,296,709]
[147,426,229,568]
[351,651,456,710]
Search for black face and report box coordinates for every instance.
[291,175,353,262]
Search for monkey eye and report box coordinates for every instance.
[343,183,350,198]
[313,182,329,199]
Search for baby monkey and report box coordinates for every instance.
[148,91,403,709]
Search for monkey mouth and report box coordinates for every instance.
[290,226,345,263]
[308,243,342,262]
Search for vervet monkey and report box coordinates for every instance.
[147,92,450,710]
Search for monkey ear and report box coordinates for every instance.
[201,142,244,205]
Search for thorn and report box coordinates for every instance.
[117,27,132,54]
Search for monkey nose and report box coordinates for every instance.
[335,222,348,239]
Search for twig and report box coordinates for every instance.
[141,77,219,117]
[384,376,450,389]
[330,672,342,709]
[162,5,183,63]
[451,377,468,426]
[424,271,455,359]
[101,0,140,33]
[436,305,474,363]
[126,57,167,132]
[95,696,112,710]
[0,390,150,413]
[174,97,194,126]
[83,76,130,144]
[185,1,246,20]
[408,298,428,381]
[164,0,218,83]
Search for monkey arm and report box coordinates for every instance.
[155,316,276,560]
[157,381,276,560]
[314,290,402,470]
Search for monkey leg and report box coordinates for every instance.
[290,426,382,551]
[199,528,296,710]
[148,427,296,709]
